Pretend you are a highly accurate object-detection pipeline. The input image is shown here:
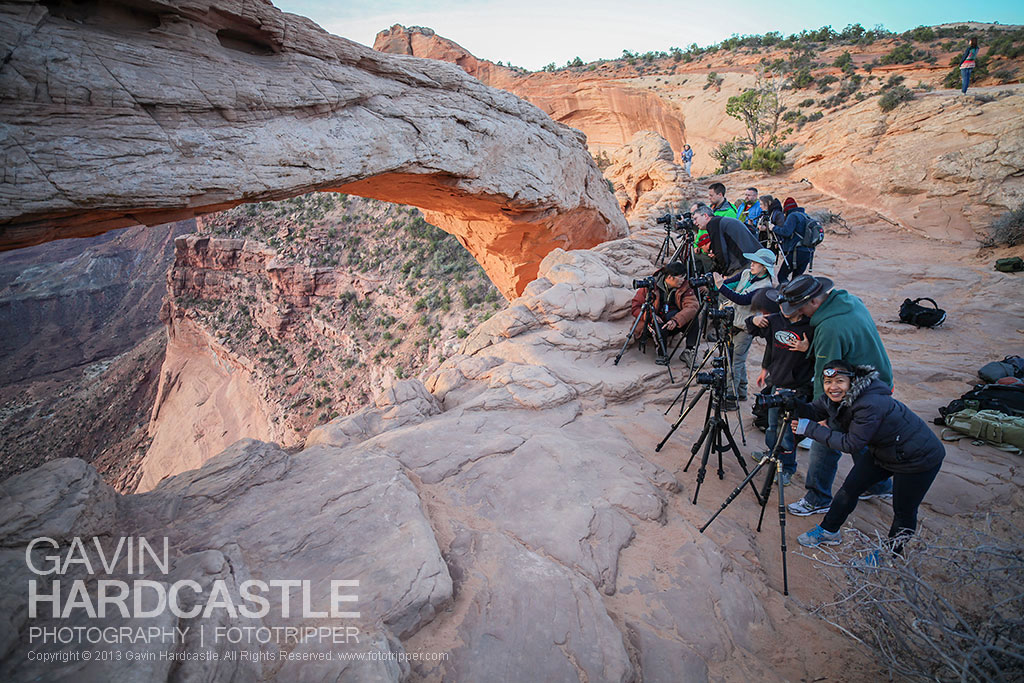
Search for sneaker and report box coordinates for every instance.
[797,438,813,450]
[721,399,738,411]
[788,497,830,516]
[679,348,696,367]
[858,492,894,502]
[779,471,793,486]
[797,524,843,548]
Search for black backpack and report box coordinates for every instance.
[978,356,1024,384]
[799,216,825,248]
[936,383,1024,422]
[899,297,947,328]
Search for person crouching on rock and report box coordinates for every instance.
[792,360,944,552]
[630,261,700,361]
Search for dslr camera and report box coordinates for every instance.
[754,388,798,411]
[688,273,714,288]
[696,357,728,388]
[632,276,658,290]
[656,212,696,231]
[707,306,735,325]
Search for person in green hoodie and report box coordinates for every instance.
[770,275,895,516]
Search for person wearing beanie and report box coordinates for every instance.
[773,197,815,282]
[629,260,701,362]
[792,360,945,552]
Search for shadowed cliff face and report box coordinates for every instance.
[0,0,626,298]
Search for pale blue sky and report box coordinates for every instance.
[275,0,1022,70]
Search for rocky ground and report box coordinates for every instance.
[3,181,1021,679]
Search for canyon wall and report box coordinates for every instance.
[376,24,1024,241]
[0,0,626,298]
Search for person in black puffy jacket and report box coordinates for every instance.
[791,360,945,549]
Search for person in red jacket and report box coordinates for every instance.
[630,261,700,362]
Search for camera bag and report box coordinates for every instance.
[898,297,947,328]
[941,409,1024,454]
[995,256,1023,272]
[978,355,1024,384]
[936,383,1024,421]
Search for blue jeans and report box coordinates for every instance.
[766,405,796,474]
[803,440,892,508]
[730,328,753,399]
[684,160,692,175]
[778,247,812,282]
[961,68,972,93]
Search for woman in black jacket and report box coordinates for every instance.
[756,195,784,248]
[792,360,945,548]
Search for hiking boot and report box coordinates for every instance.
[721,399,738,411]
[798,524,843,548]
[858,492,893,502]
[679,348,696,367]
[788,497,830,516]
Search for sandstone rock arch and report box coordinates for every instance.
[0,0,627,298]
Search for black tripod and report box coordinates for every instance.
[614,286,675,383]
[656,217,681,264]
[699,404,794,595]
[664,301,747,447]
[655,359,759,505]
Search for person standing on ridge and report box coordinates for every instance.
[959,37,979,94]
[682,144,694,176]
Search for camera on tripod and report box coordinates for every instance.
[632,276,658,290]
[656,212,695,231]
[707,306,735,325]
[695,357,727,387]
[753,388,799,411]
[688,273,714,288]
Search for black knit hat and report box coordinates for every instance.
[662,261,687,276]
[751,288,781,315]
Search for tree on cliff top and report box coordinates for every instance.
[725,66,786,150]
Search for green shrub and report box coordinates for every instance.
[793,68,814,88]
[879,85,914,112]
[740,146,786,174]
[880,43,916,65]
[807,111,823,122]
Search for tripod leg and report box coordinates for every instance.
[717,411,762,504]
[778,459,790,596]
[691,420,717,505]
[756,458,776,532]
[614,309,646,365]
[681,393,714,468]
[656,386,707,452]
[699,456,769,533]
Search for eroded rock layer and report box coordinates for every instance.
[0,0,626,297]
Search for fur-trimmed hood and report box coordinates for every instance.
[839,365,885,409]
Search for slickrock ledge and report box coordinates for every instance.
[0,0,626,297]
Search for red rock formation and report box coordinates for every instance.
[374,25,689,155]
[0,1,626,298]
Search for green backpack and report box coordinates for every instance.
[942,409,1024,454]
[995,257,1023,273]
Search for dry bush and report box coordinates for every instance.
[983,204,1024,247]
[805,514,1024,682]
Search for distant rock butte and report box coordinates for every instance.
[0,1,626,298]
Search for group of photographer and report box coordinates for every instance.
[630,183,946,556]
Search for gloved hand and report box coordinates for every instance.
[794,418,812,436]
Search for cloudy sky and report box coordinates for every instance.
[275,0,1022,70]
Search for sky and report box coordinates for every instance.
[275,0,1023,71]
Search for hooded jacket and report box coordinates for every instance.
[630,276,699,330]
[774,206,814,255]
[707,216,762,275]
[797,368,945,474]
[809,289,893,396]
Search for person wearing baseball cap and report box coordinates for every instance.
[773,197,815,283]
[772,275,896,516]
